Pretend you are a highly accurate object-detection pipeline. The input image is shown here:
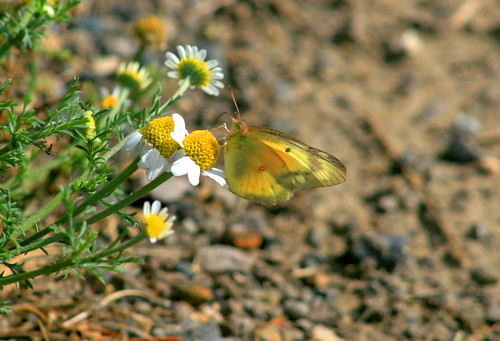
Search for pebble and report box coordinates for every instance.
[486,300,500,323]
[452,116,482,137]
[171,284,214,305]
[466,222,491,241]
[477,155,500,175]
[198,245,255,274]
[231,230,264,250]
[342,234,408,272]
[413,100,446,123]
[377,194,400,213]
[282,326,305,340]
[173,301,196,321]
[469,268,498,286]
[283,299,310,320]
[398,29,424,57]
[253,325,283,341]
[173,260,197,277]
[182,321,222,341]
[295,318,314,333]
[442,137,481,163]
[306,226,329,248]
[226,313,256,338]
[310,325,345,341]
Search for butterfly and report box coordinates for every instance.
[224,115,347,205]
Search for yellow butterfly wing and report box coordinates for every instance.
[254,127,346,190]
[225,128,295,204]
[224,125,346,205]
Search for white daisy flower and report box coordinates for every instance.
[169,114,227,187]
[142,200,176,243]
[100,86,130,109]
[165,45,224,96]
[116,61,152,92]
[124,114,187,181]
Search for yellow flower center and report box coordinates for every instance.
[144,214,170,240]
[116,62,151,92]
[101,95,119,108]
[178,58,210,87]
[135,15,166,47]
[140,116,180,159]
[183,130,220,171]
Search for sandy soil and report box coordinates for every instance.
[1,0,499,340]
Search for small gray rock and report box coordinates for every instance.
[198,245,254,273]
[486,300,500,323]
[283,299,310,320]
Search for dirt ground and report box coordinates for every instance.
[1,0,500,340]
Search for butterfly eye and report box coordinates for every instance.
[285,147,291,153]
[259,166,266,171]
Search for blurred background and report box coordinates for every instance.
[2,0,499,340]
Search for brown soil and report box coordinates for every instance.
[1,0,499,340]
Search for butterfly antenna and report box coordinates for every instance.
[229,86,242,121]
[212,111,230,126]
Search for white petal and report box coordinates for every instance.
[198,49,207,61]
[165,52,179,64]
[171,156,201,186]
[203,85,219,96]
[158,207,169,218]
[146,166,158,181]
[167,71,179,79]
[147,156,168,181]
[212,80,224,87]
[139,149,159,169]
[143,201,151,216]
[124,132,142,151]
[208,167,225,178]
[149,236,158,243]
[187,164,201,186]
[138,141,150,158]
[171,113,187,146]
[151,200,161,214]
[168,216,176,225]
[171,156,194,176]
[206,60,219,69]
[165,60,178,69]
[177,45,186,59]
[203,168,227,188]
[159,230,174,240]
[211,74,224,81]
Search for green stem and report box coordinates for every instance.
[0,232,147,287]
[158,78,191,115]
[11,233,67,259]
[12,191,65,239]
[133,42,147,62]
[72,159,139,219]
[86,171,173,225]
[19,159,139,246]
